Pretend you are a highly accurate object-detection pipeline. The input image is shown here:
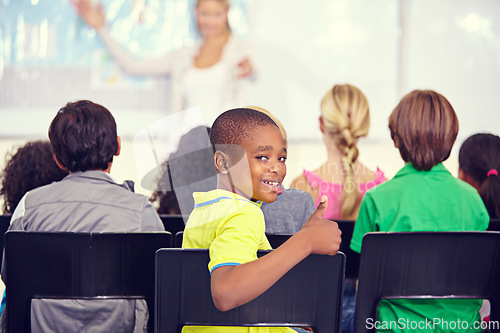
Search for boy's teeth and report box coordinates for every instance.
[264,181,279,186]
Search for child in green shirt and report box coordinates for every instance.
[351,90,489,332]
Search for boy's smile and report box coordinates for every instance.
[225,124,287,203]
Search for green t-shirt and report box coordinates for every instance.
[182,189,293,333]
[350,163,490,332]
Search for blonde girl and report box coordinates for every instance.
[290,84,385,220]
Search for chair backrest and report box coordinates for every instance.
[159,214,186,235]
[263,234,292,249]
[155,249,346,333]
[265,221,359,279]
[336,220,359,280]
[487,218,500,231]
[4,231,172,333]
[263,221,360,280]
[354,232,500,333]
[0,215,11,267]
[175,231,184,248]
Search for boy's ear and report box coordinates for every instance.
[392,135,400,149]
[214,151,229,174]
[458,167,465,181]
[53,154,67,171]
[115,136,121,156]
[458,167,479,190]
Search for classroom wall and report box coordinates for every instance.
[247,0,500,141]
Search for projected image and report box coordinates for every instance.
[0,0,248,89]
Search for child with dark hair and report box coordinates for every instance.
[0,141,68,214]
[2,100,164,332]
[49,100,119,172]
[459,133,500,219]
[182,108,342,333]
[350,90,489,332]
[150,126,216,217]
[150,161,182,215]
[7,100,164,232]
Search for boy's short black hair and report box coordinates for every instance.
[48,100,119,172]
[210,108,278,157]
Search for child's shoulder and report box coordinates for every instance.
[449,175,483,196]
[355,163,387,184]
[195,189,263,216]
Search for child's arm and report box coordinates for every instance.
[211,196,341,312]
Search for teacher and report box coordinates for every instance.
[75,0,255,125]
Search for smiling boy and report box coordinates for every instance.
[182,108,342,333]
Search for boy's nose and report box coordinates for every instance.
[269,161,284,174]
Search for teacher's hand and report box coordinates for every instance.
[237,57,254,78]
[72,0,106,30]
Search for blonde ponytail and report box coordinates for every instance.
[321,84,370,219]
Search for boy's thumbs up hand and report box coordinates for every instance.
[301,195,342,255]
[312,195,329,218]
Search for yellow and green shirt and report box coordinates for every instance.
[182,189,293,333]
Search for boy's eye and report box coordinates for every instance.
[279,156,287,162]
[256,156,269,161]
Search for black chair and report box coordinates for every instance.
[262,221,359,279]
[175,231,184,248]
[4,231,172,333]
[155,248,345,333]
[336,220,360,280]
[265,234,292,249]
[487,218,500,231]
[354,232,500,333]
[0,215,11,267]
[159,214,186,235]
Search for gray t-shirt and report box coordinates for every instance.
[261,188,315,235]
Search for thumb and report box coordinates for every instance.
[238,57,249,67]
[312,195,328,218]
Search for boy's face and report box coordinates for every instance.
[227,124,287,203]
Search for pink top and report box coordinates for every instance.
[303,167,386,220]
